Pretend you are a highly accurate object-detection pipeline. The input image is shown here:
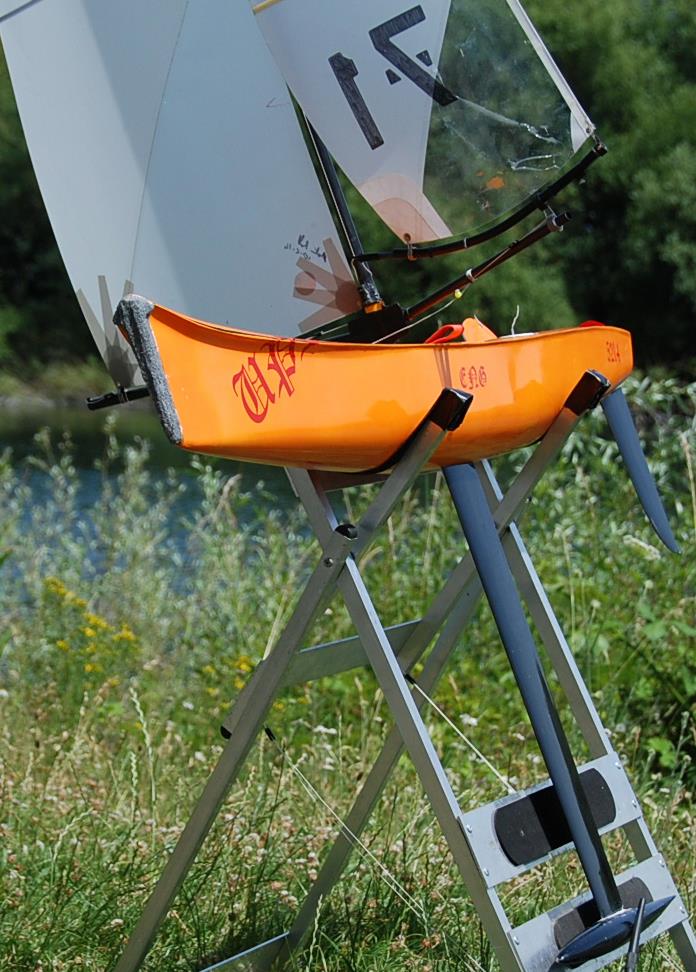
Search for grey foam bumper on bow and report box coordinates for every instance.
[113,296,183,446]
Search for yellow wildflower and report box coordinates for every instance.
[85,612,109,630]
[45,576,68,596]
[83,627,96,638]
[56,639,70,652]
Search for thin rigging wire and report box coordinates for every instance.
[264,704,512,966]
[372,292,464,345]
[407,677,515,795]
[265,729,428,925]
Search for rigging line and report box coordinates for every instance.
[407,293,462,328]
[266,727,500,968]
[267,730,425,921]
[371,293,464,345]
[460,951,490,972]
[128,0,190,285]
[371,293,472,344]
[405,677,515,795]
[264,727,427,925]
[0,0,45,24]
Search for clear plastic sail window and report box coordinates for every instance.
[252,0,596,245]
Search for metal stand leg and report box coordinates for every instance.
[112,527,361,972]
[262,373,616,970]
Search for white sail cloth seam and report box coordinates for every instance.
[127,0,190,288]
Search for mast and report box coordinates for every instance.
[300,116,412,343]
[303,119,383,310]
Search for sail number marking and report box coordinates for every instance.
[460,365,488,391]
[370,7,456,108]
[329,53,384,150]
[329,4,456,150]
[605,340,622,363]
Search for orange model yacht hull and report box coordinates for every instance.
[116,298,632,472]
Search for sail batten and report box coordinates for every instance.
[253,0,598,248]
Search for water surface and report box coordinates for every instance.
[0,399,296,515]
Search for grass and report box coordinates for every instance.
[0,373,694,971]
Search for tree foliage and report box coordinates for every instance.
[525,0,696,362]
[0,49,89,368]
[0,1,694,367]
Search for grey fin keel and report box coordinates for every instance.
[601,388,680,553]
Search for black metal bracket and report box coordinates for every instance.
[86,384,150,411]
[405,208,571,323]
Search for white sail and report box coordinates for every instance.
[0,0,358,384]
[252,0,596,246]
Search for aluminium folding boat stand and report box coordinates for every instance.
[112,375,696,972]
